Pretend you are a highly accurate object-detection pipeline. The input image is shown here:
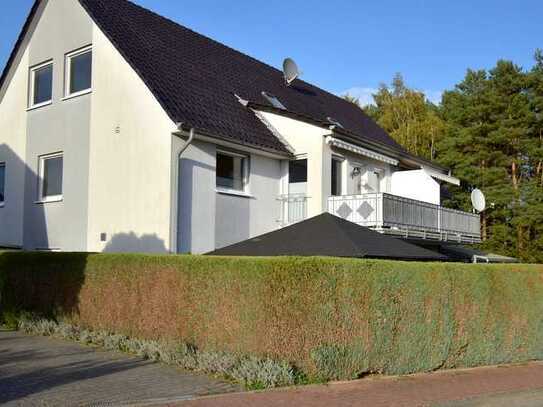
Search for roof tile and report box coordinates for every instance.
[79,0,405,154]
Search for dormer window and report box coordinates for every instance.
[261,91,286,110]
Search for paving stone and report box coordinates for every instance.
[173,362,543,407]
[0,331,239,406]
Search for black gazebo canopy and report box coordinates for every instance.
[207,213,447,261]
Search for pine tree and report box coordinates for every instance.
[438,60,538,261]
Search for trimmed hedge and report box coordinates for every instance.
[1,252,543,381]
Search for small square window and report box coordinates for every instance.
[29,62,53,108]
[38,153,63,202]
[216,151,248,192]
[0,163,5,204]
[65,46,92,97]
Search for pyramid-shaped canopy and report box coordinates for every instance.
[208,213,447,261]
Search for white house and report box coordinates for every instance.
[0,0,480,254]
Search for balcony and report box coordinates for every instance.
[327,193,481,243]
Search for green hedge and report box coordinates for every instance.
[1,252,543,380]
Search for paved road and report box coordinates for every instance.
[0,330,239,406]
[174,362,543,407]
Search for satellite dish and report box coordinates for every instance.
[283,58,300,86]
[471,189,486,212]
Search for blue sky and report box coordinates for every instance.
[1,0,542,105]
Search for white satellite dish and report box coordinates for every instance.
[283,58,300,86]
[471,189,486,212]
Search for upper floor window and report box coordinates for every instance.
[29,61,53,108]
[65,46,92,97]
[38,152,63,203]
[0,163,5,205]
[216,150,249,192]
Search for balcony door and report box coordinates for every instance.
[288,159,307,195]
[281,159,308,224]
[361,167,383,194]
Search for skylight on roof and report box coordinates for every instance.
[261,91,286,110]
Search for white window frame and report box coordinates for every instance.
[0,162,5,207]
[64,45,92,99]
[37,152,63,204]
[215,149,251,197]
[28,60,53,110]
[331,155,345,196]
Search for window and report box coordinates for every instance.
[216,151,248,192]
[29,62,53,108]
[0,163,5,205]
[65,46,92,97]
[288,159,307,184]
[331,158,343,196]
[38,153,63,202]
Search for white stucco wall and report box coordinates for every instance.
[215,152,282,249]
[0,46,29,248]
[177,140,216,254]
[23,0,93,251]
[257,111,332,216]
[391,169,440,205]
[0,0,94,250]
[177,139,282,253]
[87,23,176,253]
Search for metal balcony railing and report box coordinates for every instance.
[277,194,308,226]
[327,193,481,243]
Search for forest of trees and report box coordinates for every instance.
[344,50,543,263]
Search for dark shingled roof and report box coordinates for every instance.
[73,0,406,154]
[207,213,448,261]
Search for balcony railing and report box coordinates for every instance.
[327,193,481,243]
[277,194,308,226]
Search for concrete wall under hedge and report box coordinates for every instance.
[1,252,542,380]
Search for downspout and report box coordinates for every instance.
[170,124,195,253]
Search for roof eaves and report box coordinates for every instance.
[175,122,293,157]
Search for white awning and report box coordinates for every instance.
[421,166,460,186]
[325,136,399,166]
